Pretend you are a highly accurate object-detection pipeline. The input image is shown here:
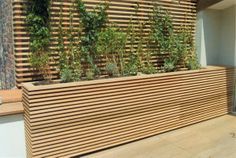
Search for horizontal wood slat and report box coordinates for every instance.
[22,66,235,157]
[13,0,197,87]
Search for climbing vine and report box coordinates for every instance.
[26,0,51,81]
[57,3,82,82]
[77,0,108,79]
[150,5,200,72]
[125,3,156,76]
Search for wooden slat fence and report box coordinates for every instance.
[13,0,197,87]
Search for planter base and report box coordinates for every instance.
[22,66,235,158]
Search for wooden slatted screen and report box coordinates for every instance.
[13,0,197,87]
[22,66,235,157]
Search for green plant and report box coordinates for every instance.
[150,6,174,55]
[187,57,200,70]
[141,62,157,74]
[77,0,108,76]
[150,5,200,72]
[105,62,119,77]
[124,53,139,76]
[125,3,156,76]
[26,0,51,81]
[180,26,200,70]
[86,69,95,80]
[124,19,138,76]
[136,18,156,74]
[163,58,175,72]
[60,67,74,83]
[150,5,180,72]
[58,3,82,82]
[96,27,126,76]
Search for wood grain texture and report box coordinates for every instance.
[0,89,22,103]
[22,66,235,158]
[13,0,197,87]
[0,102,23,116]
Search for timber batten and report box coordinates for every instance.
[22,66,235,157]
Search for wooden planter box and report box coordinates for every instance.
[22,66,235,157]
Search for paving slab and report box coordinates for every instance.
[82,115,236,158]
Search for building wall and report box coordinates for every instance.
[0,0,15,89]
[196,5,236,112]
[0,114,26,158]
[219,6,236,66]
[196,5,236,67]
[196,10,221,67]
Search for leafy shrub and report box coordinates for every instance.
[141,62,157,74]
[96,27,126,76]
[163,59,175,72]
[86,69,95,80]
[124,53,139,76]
[187,55,200,70]
[105,62,120,77]
[150,5,200,72]
[60,67,74,83]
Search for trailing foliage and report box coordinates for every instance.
[26,0,51,81]
[77,0,108,78]
[57,3,82,82]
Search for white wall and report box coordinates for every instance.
[0,114,26,158]
[219,6,236,66]
[196,5,236,67]
[197,6,236,112]
[196,10,221,67]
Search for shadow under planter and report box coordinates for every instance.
[22,66,235,158]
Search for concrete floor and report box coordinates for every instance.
[82,115,236,158]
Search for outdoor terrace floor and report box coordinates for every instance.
[82,115,236,158]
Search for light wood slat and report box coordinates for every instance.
[22,66,235,157]
[24,81,231,111]
[23,91,232,131]
[30,99,230,145]
[23,67,233,92]
[28,101,230,142]
[23,91,232,133]
[24,82,231,115]
[24,75,231,103]
[25,93,231,135]
[34,109,230,157]
[23,81,232,111]
[13,0,197,87]
[33,106,228,153]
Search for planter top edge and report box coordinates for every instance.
[22,66,234,91]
